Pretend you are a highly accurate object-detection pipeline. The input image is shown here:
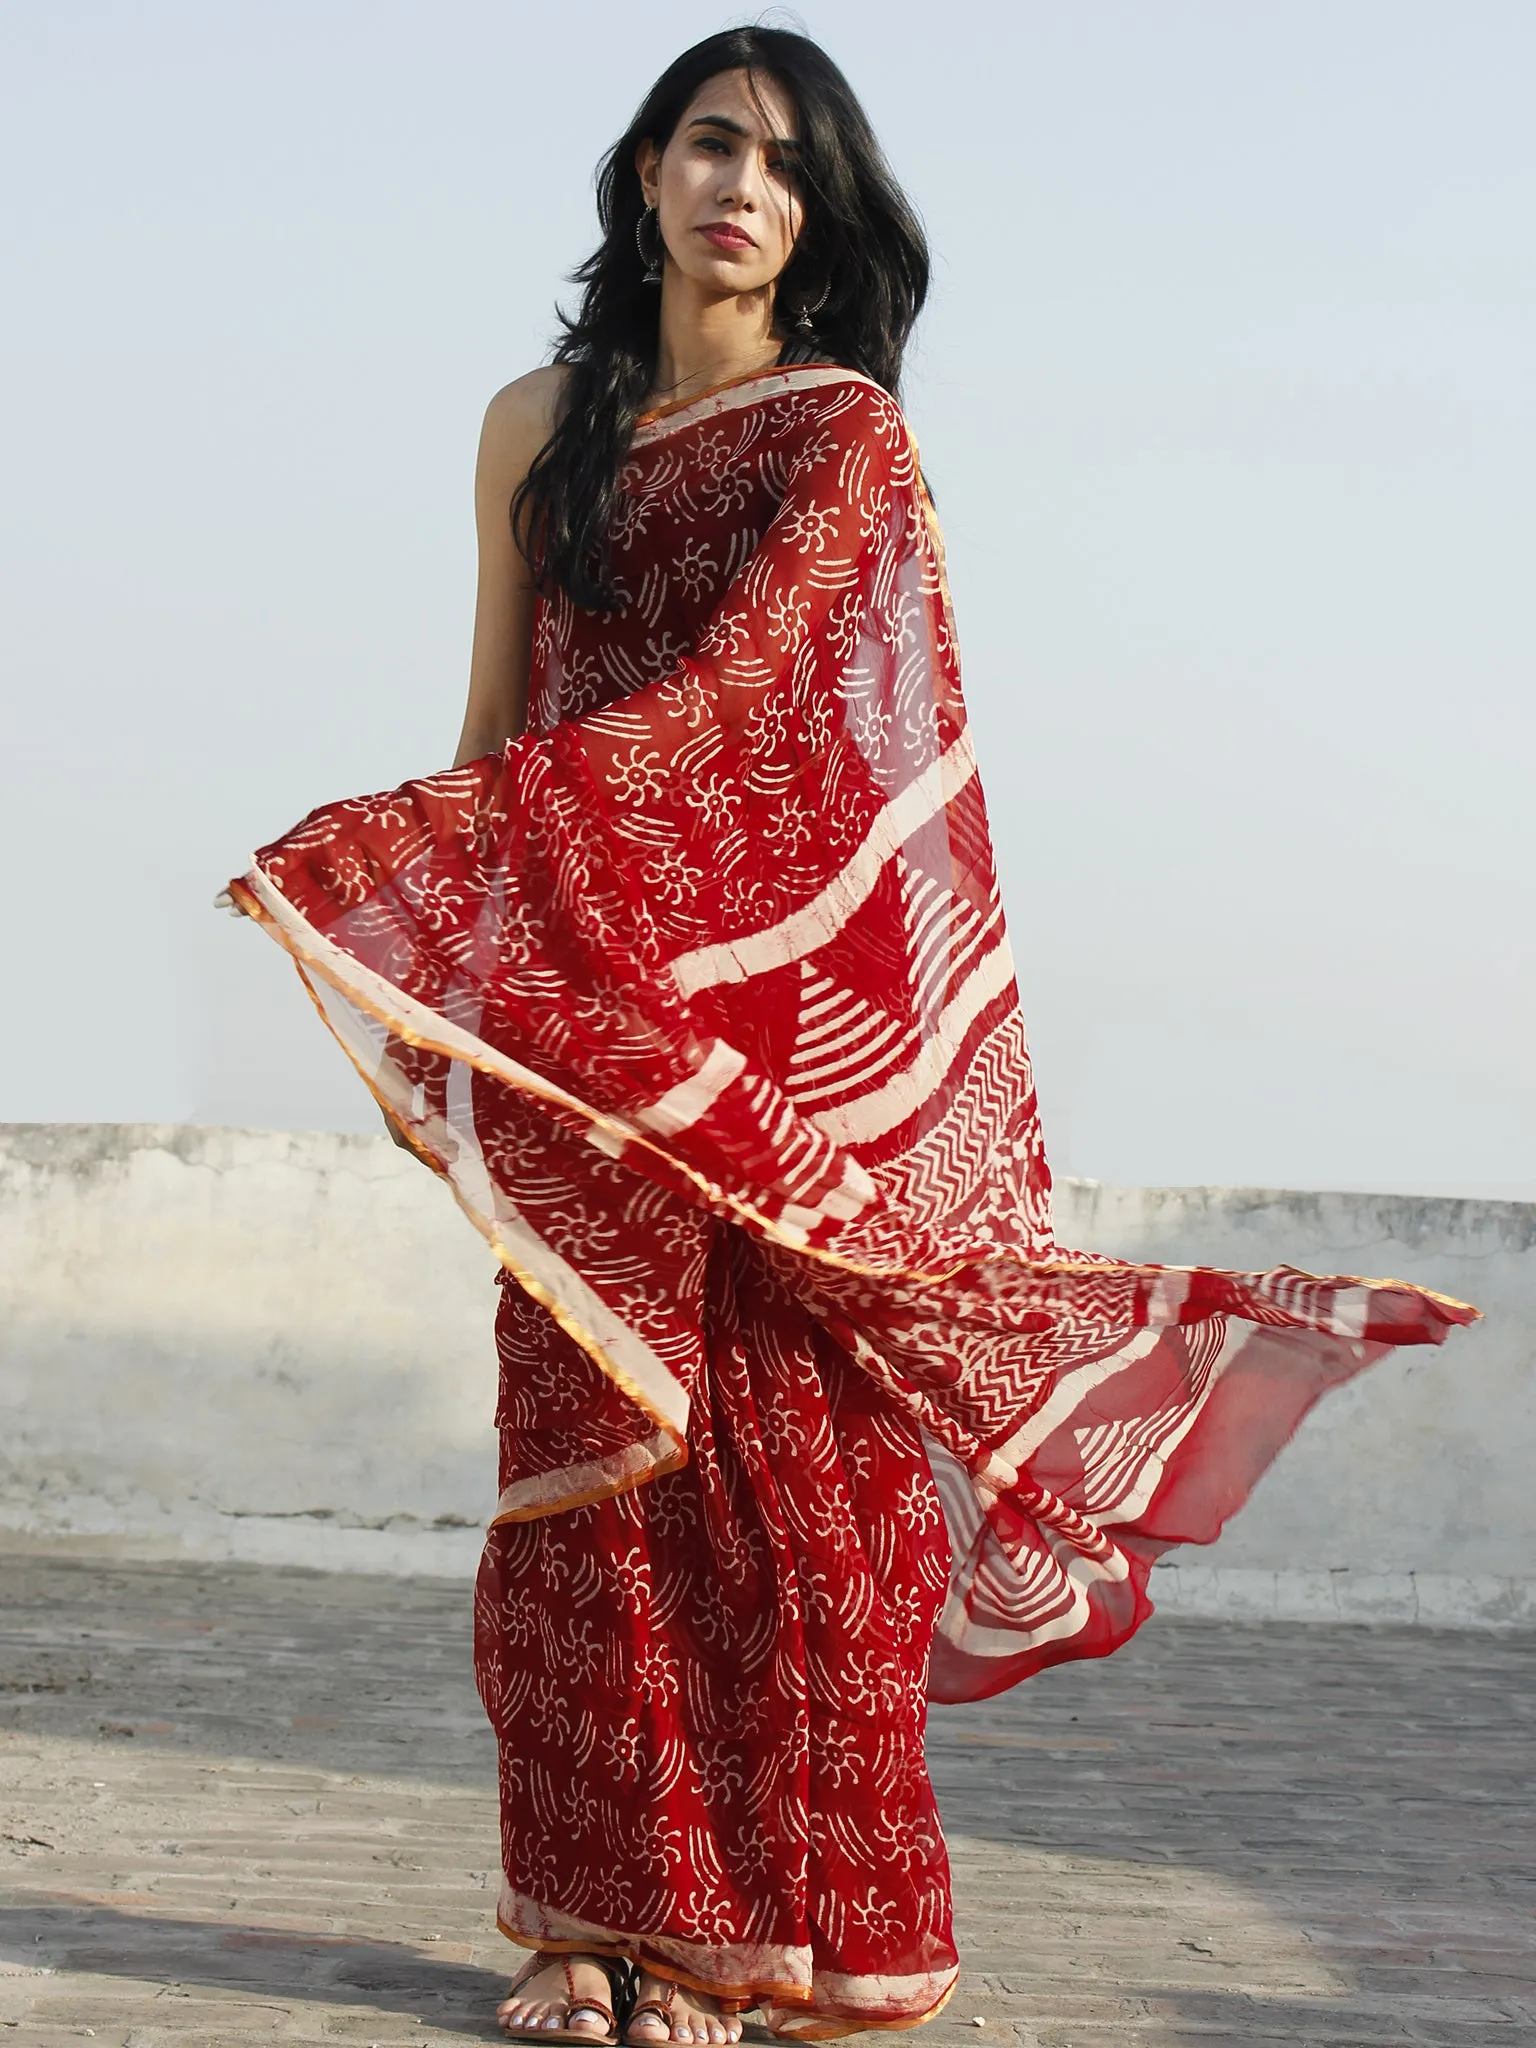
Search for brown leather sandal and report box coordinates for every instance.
[498,1949,630,2044]
[624,1977,681,2045]
[625,1977,741,2045]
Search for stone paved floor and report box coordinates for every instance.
[0,1555,1531,2046]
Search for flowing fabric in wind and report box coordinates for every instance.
[229,363,1474,2029]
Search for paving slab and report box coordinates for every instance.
[0,1555,1531,2046]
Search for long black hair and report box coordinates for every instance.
[512,26,929,611]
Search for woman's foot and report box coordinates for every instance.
[625,1971,743,2046]
[498,1951,622,2039]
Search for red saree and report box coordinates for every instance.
[228,362,1475,2033]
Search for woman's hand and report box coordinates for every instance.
[378,1094,455,1174]
[380,1103,418,1153]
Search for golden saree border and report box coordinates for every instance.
[232,869,877,1249]
[240,870,1477,1324]
[236,884,694,1504]
[494,1880,959,2033]
[228,350,1476,1563]
[632,361,877,441]
[490,1429,683,1525]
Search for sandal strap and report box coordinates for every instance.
[558,1957,616,2030]
[507,1949,552,1999]
[505,1950,626,2027]
[628,1980,679,2031]
[567,2002,619,2028]
[604,1956,639,2015]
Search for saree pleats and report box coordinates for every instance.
[476,1227,956,2031]
[230,361,1477,2027]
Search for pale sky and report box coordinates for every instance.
[3,2,1532,1199]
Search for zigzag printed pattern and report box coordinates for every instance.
[243,361,1475,1838]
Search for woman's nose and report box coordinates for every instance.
[716,160,758,211]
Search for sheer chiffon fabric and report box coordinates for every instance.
[230,362,1474,2029]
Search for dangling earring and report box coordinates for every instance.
[636,205,663,284]
[796,281,830,332]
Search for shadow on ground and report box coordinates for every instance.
[3,1552,1533,2043]
[0,1899,509,2032]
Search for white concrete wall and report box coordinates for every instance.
[0,1123,498,1578]
[1,1125,1530,1621]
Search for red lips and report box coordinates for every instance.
[699,223,754,250]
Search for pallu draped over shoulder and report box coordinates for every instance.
[228,362,1475,2033]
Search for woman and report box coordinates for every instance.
[221,26,1476,2045]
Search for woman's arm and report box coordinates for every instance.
[387,366,567,1155]
[258,376,933,1234]
[453,365,569,767]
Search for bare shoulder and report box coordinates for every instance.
[479,365,572,487]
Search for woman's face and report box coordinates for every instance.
[636,68,806,301]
